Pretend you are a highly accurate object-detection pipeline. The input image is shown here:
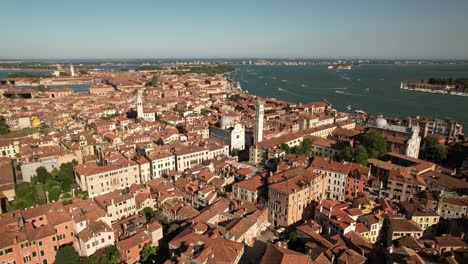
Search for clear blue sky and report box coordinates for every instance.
[1,0,467,59]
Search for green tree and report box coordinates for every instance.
[281,143,291,154]
[420,135,447,163]
[140,242,159,263]
[287,231,305,253]
[298,138,314,157]
[142,207,156,222]
[55,246,80,264]
[341,145,369,165]
[10,182,37,210]
[147,75,158,86]
[0,116,10,135]
[230,148,240,157]
[35,166,49,183]
[155,138,164,145]
[361,130,388,158]
[58,162,75,192]
[200,108,208,116]
[48,186,62,201]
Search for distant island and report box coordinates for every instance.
[401,78,468,96]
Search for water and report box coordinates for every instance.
[228,64,468,128]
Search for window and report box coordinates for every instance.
[40,251,44,256]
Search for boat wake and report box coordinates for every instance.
[341,76,351,80]
[281,79,287,82]
[335,90,364,96]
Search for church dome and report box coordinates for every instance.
[374,117,388,128]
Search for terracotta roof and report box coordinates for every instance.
[261,244,310,264]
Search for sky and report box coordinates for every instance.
[1,0,468,59]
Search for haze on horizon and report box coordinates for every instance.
[1,0,468,60]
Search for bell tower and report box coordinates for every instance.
[254,99,264,145]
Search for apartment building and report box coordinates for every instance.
[437,197,468,219]
[358,214,383,243]
[74,160,140,197]
[95,189,138,223]
[311,157,351,201]
[146,149,175,178]
[267,167,321,227]
[232,175,265,203]
[399,201,440,235]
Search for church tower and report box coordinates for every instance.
[137,90,143,118]
[254,99,264,145]
[70,64,75,77]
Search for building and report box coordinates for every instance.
[261,244,311,264]
[399,201,440,235]
[268,167,321,227]
[311,157,350,201]
[358,214,383,243]
[136,90,144,118]
[0,157,15,201]
[385,215,423,241]
[209,122,245,151]
[314,199,361,236]
[147,150,175,179]
[74,160,141,197]
[172,144,209,172]
[89,84,115,96]
[232,175,265,203]
[254,99,264,145]
[411,117,463,143]
[0,139,16,159]
[94,189,138,223]
[437,197,468,219]
[368,117,421,158]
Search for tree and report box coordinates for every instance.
[10,182,37,210]
[142,207,156,222]
[200,108,208,116]
[48,186,62,201]
[379,216,393,248]
[0,116,10,135]
[341,145,368,165]
[147,75,158,86]
[155,138,164,145]
[55,246,80,264]
[101,246,121,264]
[298,138,314,157]
[140,242,159,263]
[230,148,240,157]
[420,136,447,163]
[36,166,49,183]
[281,143,291,154]
[58,162,75,192]
[361,130,387,158]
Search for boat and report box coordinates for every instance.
[328,65,352,70]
